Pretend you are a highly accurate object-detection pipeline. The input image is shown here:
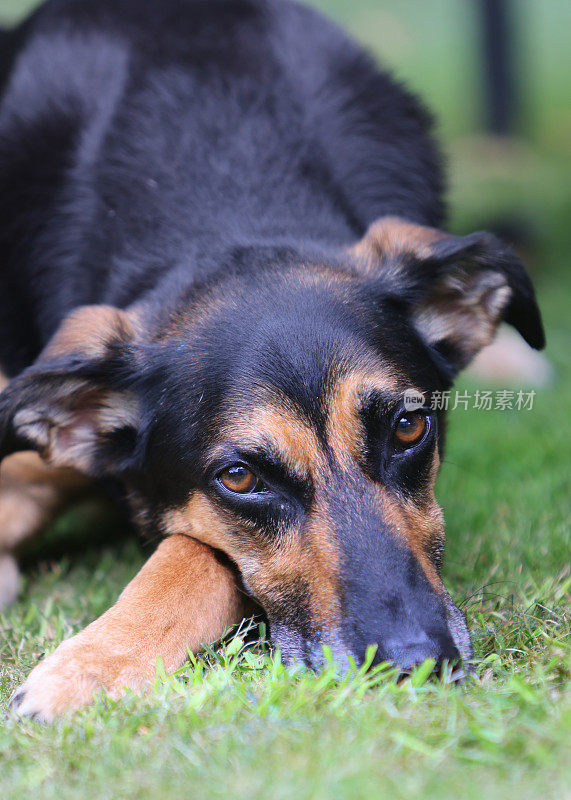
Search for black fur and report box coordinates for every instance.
[0,0,445,375]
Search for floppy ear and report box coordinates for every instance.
[350,216,545,376]
[0,305,142,476]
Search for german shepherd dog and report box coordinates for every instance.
[0,0,543,720]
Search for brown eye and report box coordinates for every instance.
[218,465,260,494]
[394,412,427,448]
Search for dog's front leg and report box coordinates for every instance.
[10,535,251,721]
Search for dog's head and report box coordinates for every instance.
[0,217,544,671]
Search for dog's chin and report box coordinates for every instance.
[267,623,356,673]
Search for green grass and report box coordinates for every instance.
[0,567,569,799]
[1,1,570,798]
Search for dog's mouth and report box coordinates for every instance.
[266,634,469,685]
[261,587,472,680]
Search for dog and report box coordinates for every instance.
[0,0,544,721]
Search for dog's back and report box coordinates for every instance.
[0,0,443,375]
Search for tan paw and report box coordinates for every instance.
[10,634,156,722]
[0,489,47,551]
[0,552,20,608]
[0,452,91,551]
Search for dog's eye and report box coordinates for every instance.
[218,465,264,494]
[394,412,427,448]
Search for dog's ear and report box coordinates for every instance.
[0,305,143,476]
[349,216,545,375]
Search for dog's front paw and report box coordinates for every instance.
[0,552,20,608]
[10,634,155,722]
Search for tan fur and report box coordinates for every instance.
[414,276,512,358]
[42,304,139,360]
[349,216,445,270]
[0,452,90,551]
[9,306,143,473]
[326,370,406,465]
[162,493,236,554]
[218,403,325,480]
[229,517,342,634]
[12,534,252,720]
[326,373,366,465]
[294,508,342,629]
[163,492,342,634]
[349,217,513,363]
[1,366,91,555]
[379,487,445,593]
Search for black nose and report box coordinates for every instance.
[379,630,460,673]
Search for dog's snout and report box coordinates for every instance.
[270,620,463,676]
[379,630,461,673]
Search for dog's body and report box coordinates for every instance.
[0,0,543,720]
[0,0,444,374]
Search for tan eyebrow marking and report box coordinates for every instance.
[325,368,413,465]
[215,402,326,480]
